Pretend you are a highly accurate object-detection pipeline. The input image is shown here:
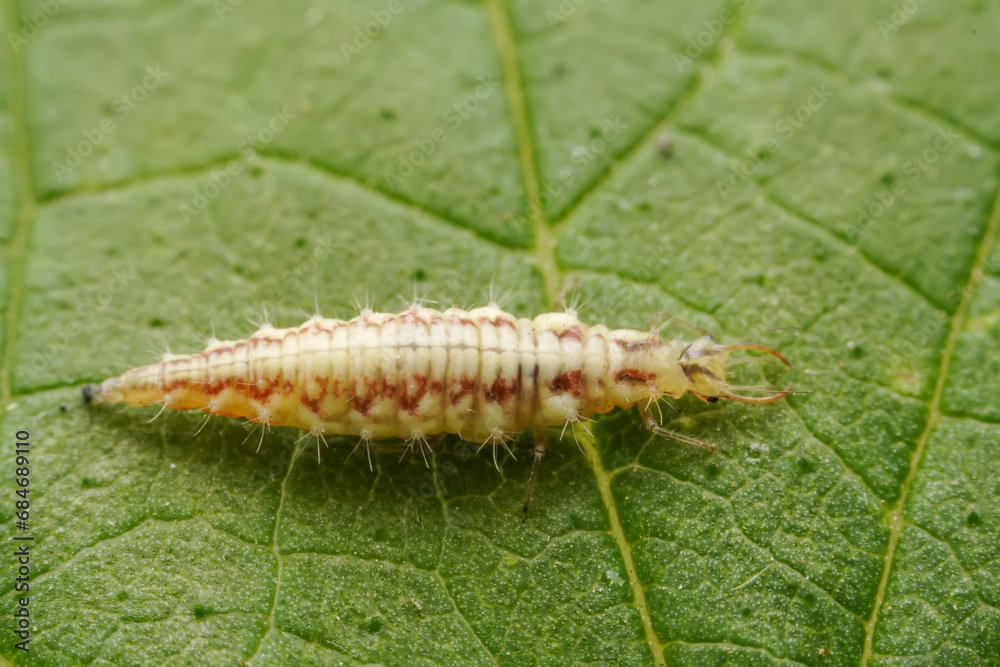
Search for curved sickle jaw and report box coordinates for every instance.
[721,343,794,404]
[723,343,792,368]
[722,383,794,404]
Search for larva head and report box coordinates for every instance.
[678,336,792,404]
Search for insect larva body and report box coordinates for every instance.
[83,306,791,449]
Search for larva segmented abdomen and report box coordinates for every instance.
[87,306,691,444]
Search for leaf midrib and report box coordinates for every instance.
[860,160,1000,663]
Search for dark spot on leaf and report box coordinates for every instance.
[411,268,428,281]
[249,165,264,178]
[380,108,396,121]
[364,617,383,634]
[742,607,753,618]
[552,62,567,76]
[294,237,307,249]
[59,405,68,413]
[638,201,651,212]
[81,477,102,489]
[967,511,982,527]
[705,463,720,479]
[879,172,896,186]
[192,604,213,620]
[589,127,602,139]
[797,457,816,474]
[149,317,165,328]
[800,590,817,607]
[876,67,892,79]
[105,247,120,257]
[850,344,864,360]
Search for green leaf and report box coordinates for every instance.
[2,0,999,664]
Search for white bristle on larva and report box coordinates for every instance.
[83,306,792,448]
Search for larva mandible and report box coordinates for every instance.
[82,305,792,461]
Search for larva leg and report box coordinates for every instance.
[522,430,548,521]
[639,404,715,451]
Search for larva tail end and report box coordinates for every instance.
[82,383,102,405]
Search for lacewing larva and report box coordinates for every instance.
[83,305,791,511]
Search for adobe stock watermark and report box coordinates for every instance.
[877,0,930,40]
[716,83,833,200]
[22,265,137,381]
[512,116,628,230]
[7,0,72,53]
[844,126,958,243]
[177,106,297,223]
[51,65,170,182]
[212,0,242,20]
[339,0,412,63]
[672,0,750,72]
[383,74,501,188]
[247,234,338,321]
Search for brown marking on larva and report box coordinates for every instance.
[490,315,516,330]
[616,369,654,385]
[449,376,477,404]
[283,380,295,395]
[350,380,375,416]
[682,364,721,383]
[625,338,655,352]
[484,376,519,404]
[248,377,281,402]
[382,376,396,399]
[300,390,323,415]
[430,380,443,394]
[159,378,185,393]
[558,326,583,341]
[548,370,584,398]
[400,374,429,412]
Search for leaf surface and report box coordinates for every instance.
[1,0,999,664]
